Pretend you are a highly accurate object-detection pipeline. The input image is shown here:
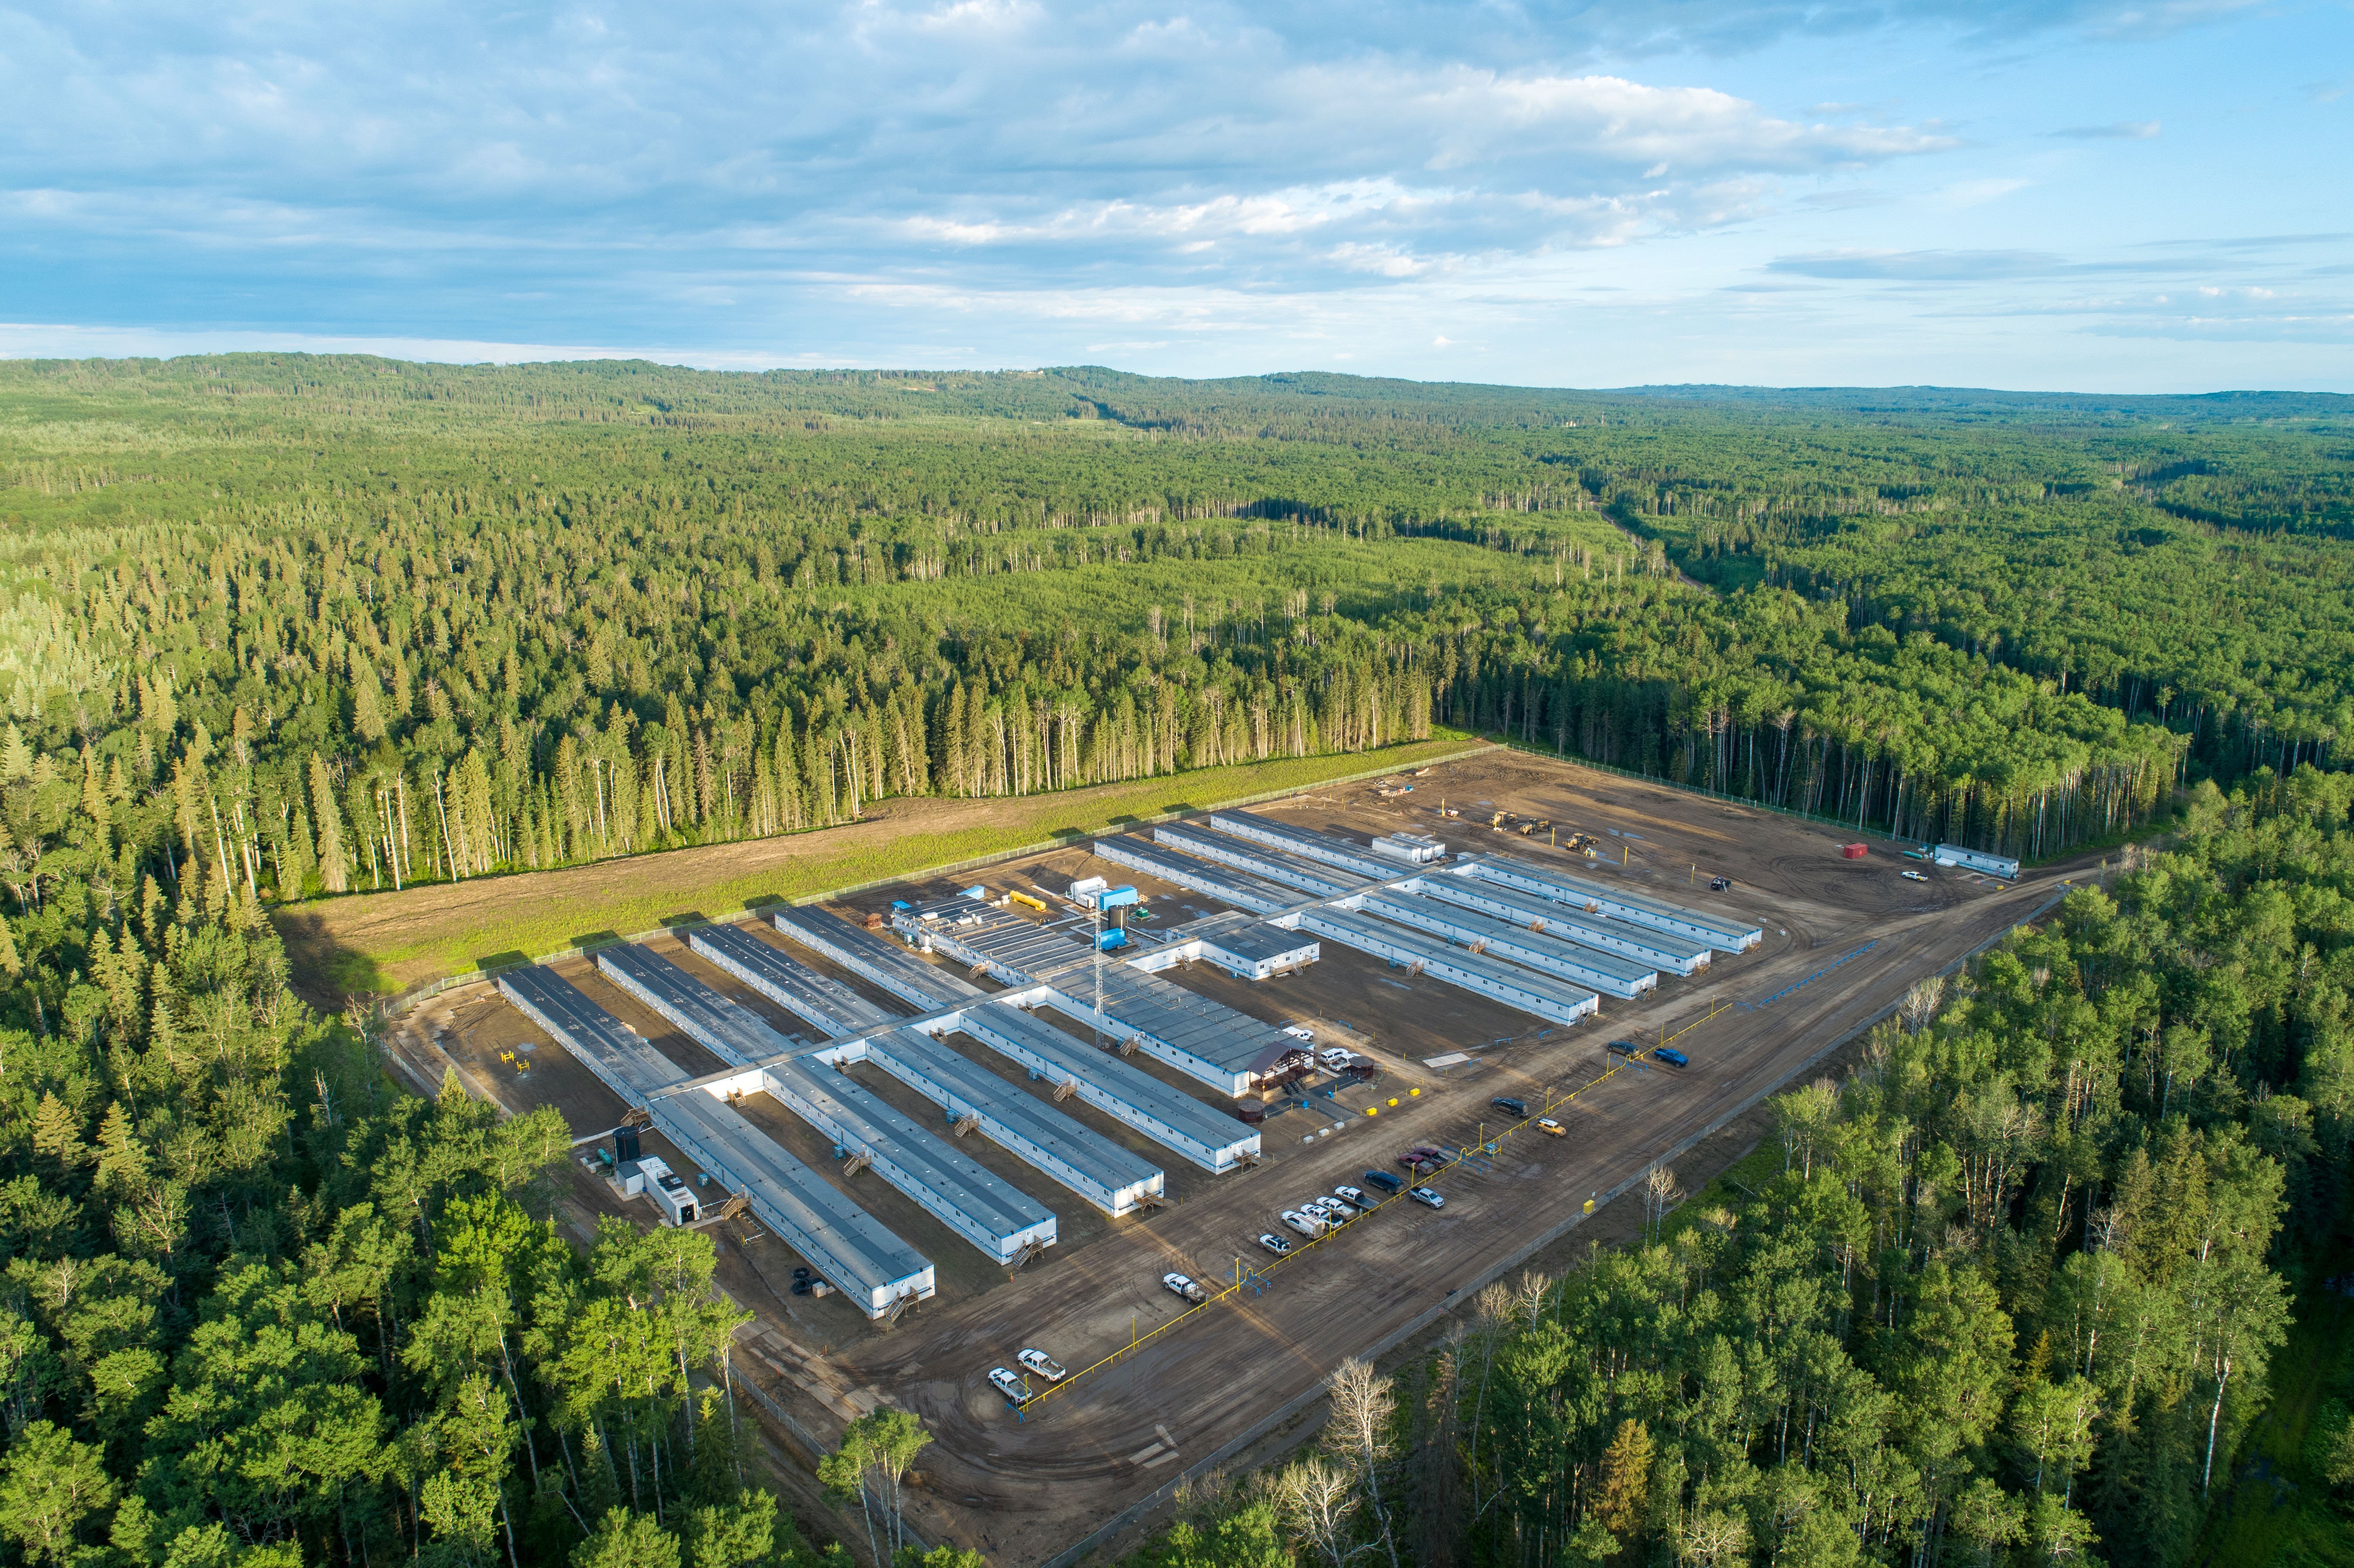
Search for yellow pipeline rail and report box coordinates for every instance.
[1015,1061,1631,1413]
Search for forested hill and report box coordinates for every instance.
[2,357,2349,935]
[1,357,2352,1566]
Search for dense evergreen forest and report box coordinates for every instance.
[1127,770,2354,1568]
[3,358,2349,930]
[3,356,2353,1566]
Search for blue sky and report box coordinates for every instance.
[2,0,2347,390]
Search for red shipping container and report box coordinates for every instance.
[1840,843,1868,859]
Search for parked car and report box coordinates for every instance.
[1281,1209,1323,1238]
[1302,1199,1342,1225]
[1317,1048,1355,1073]
[1334,1183,1375,1210]
[1282,1024,1316,1042]
[1652,1047,1689,1068]
[1017,1347,1066,1382]
[1163,1272,1207,1304]
[1364,1169,1404,1194]
[1409,1144,1449,1164]
[987,1367,1031,1404]
[1900,869,1928,882]
[1605,1039,1642,1058]
[1257,1232,1293,1256]
[1408,1186,1446,1209]
[1491,1096,1529,1118]
[1320,1196,1355,1221]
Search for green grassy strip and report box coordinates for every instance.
[301,734,1488,998]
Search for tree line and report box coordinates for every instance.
[16,360,2344,929]
[1127,766,2354,1568]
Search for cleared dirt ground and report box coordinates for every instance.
[394,749,2095,1566]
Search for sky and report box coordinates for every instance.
[1,0,2348,391]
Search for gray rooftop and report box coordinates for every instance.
[689,922,901,1038]
[859,1027,1164,1201]
[898,898,1090,982]
[953,1002,1255,1160]
[771,906,989,1009]
[761,1052,1056,1250]
[1155,822,1360,897]
[655,1088,932,1308]
[498,965,691,1102]
[596,942,797,1067]
[1047,963,1302,1079]
[1176,909,1323,965]
[1473,856,1764,950]
[1092,836,1298,915]
[1207,808,1398,879]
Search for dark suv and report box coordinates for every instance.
[1491,1096,1529,1118]
[1363,1169,1404,1194]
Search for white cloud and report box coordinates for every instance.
[0,0,2341,390]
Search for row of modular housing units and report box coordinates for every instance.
[1091,808,1761,1031]
[495,904,1263,1320]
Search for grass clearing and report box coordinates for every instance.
[277,734,1487,1000]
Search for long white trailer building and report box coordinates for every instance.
[1092,835,1299,915]
[689,921,900,1038]
[1467,856,1764,953]
[1297,906,1601,1027]
[772,906,989,1010]
[758,1052,1058,1266]
[1038,964,1305,1095]
[1360,890,1658,998]
[1154,822,1360,899]
[1409,873,1713,975]
[843,1028,1166,1216]
[1933,844,2021,880]
[947,1001,1261,1173]
[655,1087,937,1320]
[1206,808,1399,881]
